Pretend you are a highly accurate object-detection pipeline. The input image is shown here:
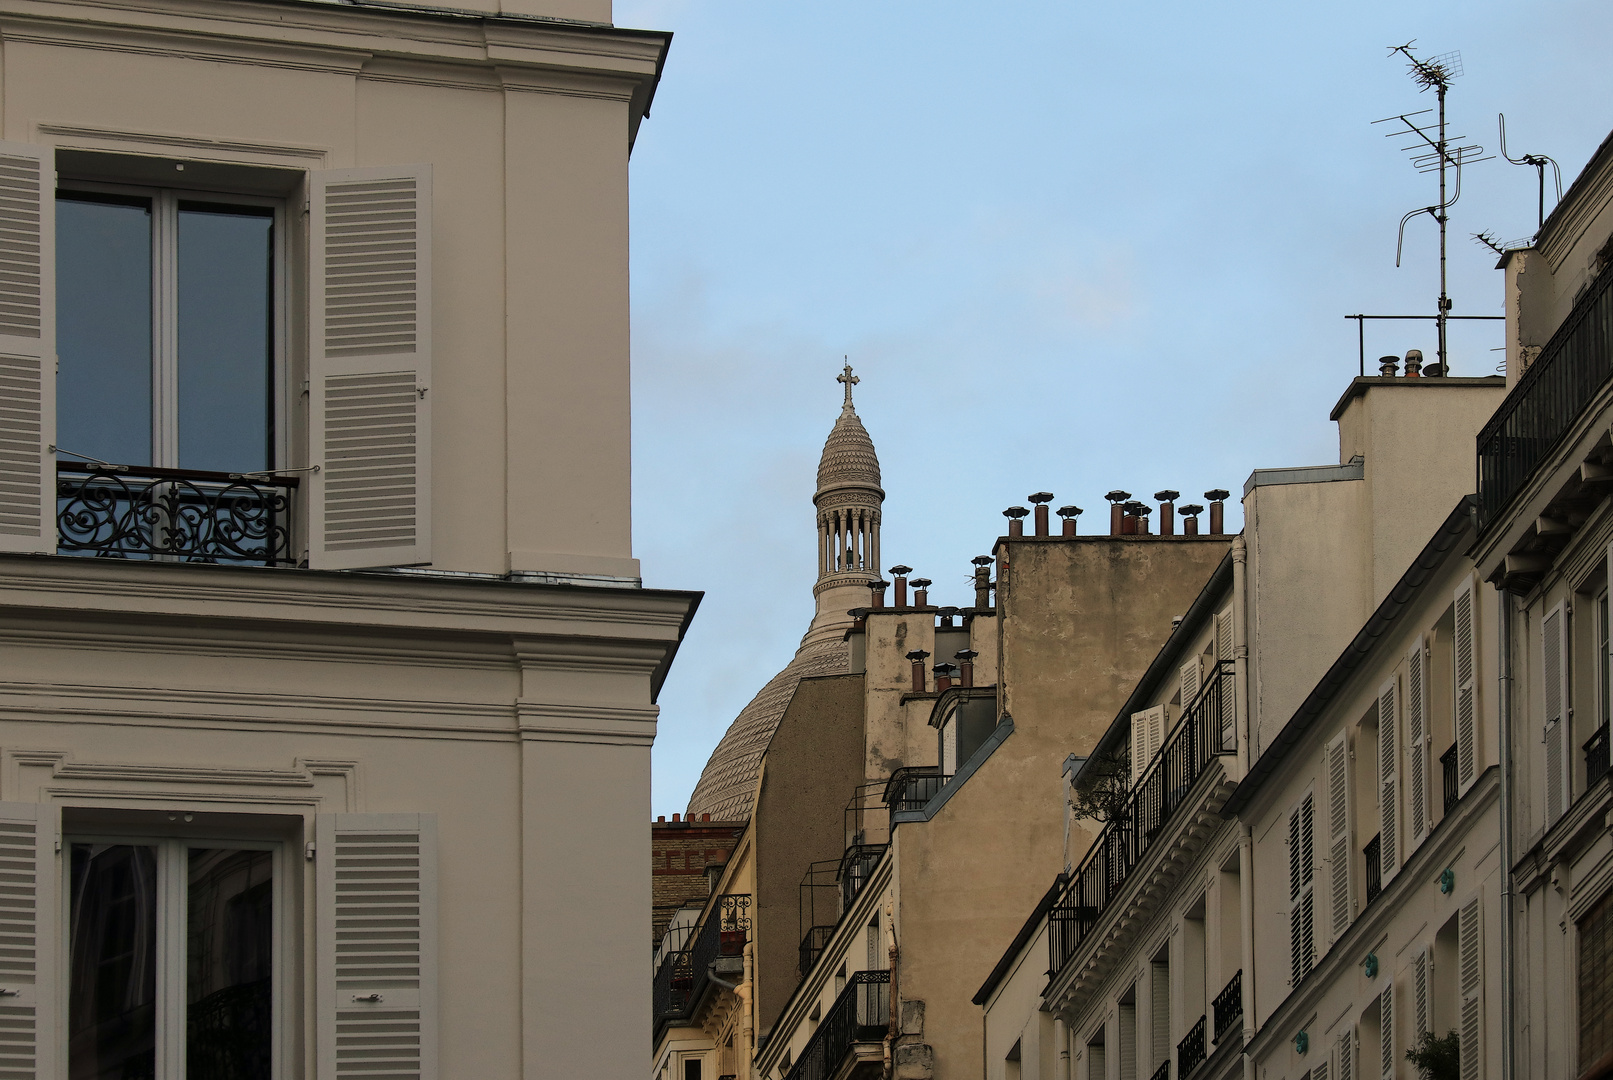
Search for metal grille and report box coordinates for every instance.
[1442,743,1460,816]
[1364,834,1382,906]
[784,971,889,1080]
[0,352,41,536]
[0,154,41,339]
[1212,970,1242,1044]
[333,831,422,1079]
[323,178,419,357]
[323,371,417,551]
[1587,723,1611,789]
[1177,1015,1206,1079]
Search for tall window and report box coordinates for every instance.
[56,187,277,474]
[68,838,276,1079]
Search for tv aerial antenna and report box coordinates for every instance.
[1498,113,1562,230]
[1373,42,1492,373]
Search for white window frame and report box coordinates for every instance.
[54,180,289,472]
[59,831,291,1080]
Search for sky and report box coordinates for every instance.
[617,0,1613,817]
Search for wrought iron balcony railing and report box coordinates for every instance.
[1212,970,1242,1045]
[1477,256,1613,531]
[1442,743,1460,817]
[883,766,950,813]
[57,462,298,566]
[799,925,835,978]
[1048,663,1234,981]
[1586,722,1611,789]
[839,843,887,910]
[1149,1059,1171,1080]
[1178,1015,1206,1078]
[784,970,890,1080]
[652,894,750,1036]
[1364,834,1382,906]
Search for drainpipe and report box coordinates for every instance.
[1055,1016,1070,1080]
[884,904,900,1080]
[1498,585,1515,1080]
[1233,533,1257,1080]
[1232,535,1251,771]
[1239,823,1257,1080]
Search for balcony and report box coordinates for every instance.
[1587,723,1611,789]
[57,461,298,566]
[652,894,750,1036]
[1364,834,1382,906]
[1442,743,1460,816]
[839,844,887,910]
[1048,663,1234,981]
[1149,1060,1171,1080]
[1477,257,1613,532]
[1212,970,1242,1044]
[1177,1015,1206,1078]
[799,925,835,978]
[784,970,890,1080]
[883,766,950,814]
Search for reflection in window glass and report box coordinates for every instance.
[68,844,157,1080]
[56,195,153,467]
[178,204,273,474]
[187,848,273,1080]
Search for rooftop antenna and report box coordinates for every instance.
[1374,41,1491,374]
[1498,113,1562,230]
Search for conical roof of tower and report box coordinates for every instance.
[816,403,882,496]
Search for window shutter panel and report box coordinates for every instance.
[308,166,432,570]
[1216,608,1236,752]
[1379,982,1394,1080]
[1454,580,1479,795]
[1180,656,1202,718]
[0,802,58,1079]
[1412,945,1430,1039]
[1146,705,1165,764]
[1337,1026,1354,1080]
[1407,638,1429,846]
[1378,678,1399,885]
[1326,731,1352,941]
[1314,1058,1329,1080]
[0,143,54,555]
[1543,603,1567,825]
[317,812,439,1080]
[1131,710,1149,786]
[1458,897,1482,1080]
[1289,794,1315,984]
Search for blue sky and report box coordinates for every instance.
[617,0,1613,816]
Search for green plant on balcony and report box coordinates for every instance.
[1405,1030,1460,1080]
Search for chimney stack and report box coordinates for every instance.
[1179,503,1204,536]
[971,556,993,608]
[889,565,912,607]
[955,649,978,688]
[1106,490,1131,536]
[933,663,957,693]
[1378,354,1399,377]
[1132,501,1152,535]
[1057,506,1082,536]
[906,650,930,693]
[1403,348,1423,377]
[911,578,932,607]
[1154,490,1179,536]
[1205,489,1230,535]
[869,580,888,608]
[1003,506,1028,537]
[1029,492,1054,536]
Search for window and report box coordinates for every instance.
[67,836,278,1079]
[1580,889,1613,1072]
[56,186,280,474]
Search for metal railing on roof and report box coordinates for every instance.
[784,971,890,1080]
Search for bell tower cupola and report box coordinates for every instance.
[805,363,884,648]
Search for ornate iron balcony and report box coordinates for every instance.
[1442,743,1460,816]
[57,462,297,566]
[1586,723,1611,789]
[799,925,834,978]
[653,893,751,1038]
[784,970,889,1080]
[1212,970,1242,1044]
[839,843,887,910]
[883,766,950,813]
[1364,834,1382,906]
[1177,1015,1206,1079]
[1149,1059,1171,1080]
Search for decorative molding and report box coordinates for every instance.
[516,701,657,747]
[36,122,330,166]
[3,749,360,810]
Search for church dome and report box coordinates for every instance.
[816,406,882,496]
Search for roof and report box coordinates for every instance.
[972,871,1068,1006]
[815,402,883,496]
[1220,495,1475,818]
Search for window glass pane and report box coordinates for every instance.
[187,848,273,1080]
[56,194,153,467]
[177,204,273,473]
[68,843,157,1080]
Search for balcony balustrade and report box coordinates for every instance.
[799,925,835,977]
[1477,256,1613,532]
[1177,1015,1206,1079]
[1048,663,1234,981]
[784,971,890,1080]
[839,843,887,910]
[1442,743,1460,816]
[1364,834,1382,906]
[1212,970,1242,1044]
[652,894,750,1036]
[883,765,950,814]
[57,461,298,566]
[1587,723,1611,789]
[1149,1059,1171,1080]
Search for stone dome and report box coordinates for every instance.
[816,405,882,495]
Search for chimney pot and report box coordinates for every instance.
[870,580,889,608]
[890,565,912,607]
[972,556,993,608]
[1378,354,1400,377]
[906,649,931,693]
[1004,506,1028,537]
[702,814,710,822]
[1179,503,1204,537]
[1029,493,1054,536]
[937,605,960,627]
[1155,490,1178,535]
[673,813,681,822]
[1057,505,1082,536]
[1132,502,1152,535]
[911,578,932,606]
[657,816,666,823]
[1106,490,1131,535]
[1028,492,1054,504]
[1205,489,1229,535]
[1403,348,1423,377]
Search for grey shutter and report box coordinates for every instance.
[308,166,432,570]
[1289,793,1315,985]
[1412,945,1430,1039]
[1337,1026,1354,1080]
[1151,961,1169,1071]
[1379,982,1394,1080]
[317,813,439,1080]
[1216,608,1235,752]
[1454,580,1479,795]
[1543,603,1567,825]
[1180,656,1202,718]
[0,143,53,554]
[1314,1058,1329,1080]
[0,802,57,1078]
[1407,638,1429,846]
[1378,678,1399,885]
[1458,897,1482,1080]
[1326,730,1352,941]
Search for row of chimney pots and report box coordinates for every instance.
[1001,489,1230,537]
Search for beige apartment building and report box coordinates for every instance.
[0,0,696,1076]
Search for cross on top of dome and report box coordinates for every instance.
[837,360,859,410]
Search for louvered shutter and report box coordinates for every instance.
[1289,793,1315,985]
[1543,603,1568,825]
[1216,609,1236,751]
[1337,1026,1355,1080]
[1151,961,1169,1070]
[1454,580,1479,796]
[1379,982,1394,1080]
[1412,945,1430,1040]
[1407,638,1429,846]
[317,813,439,1080]
[1130,706,1166,786]
[0,802,58,1079]
[1180,656,1202,718]
[1325,731,1352,941]
[1458,897,1482,1080]
[1314,1058,1329,1080]
[1378,678,1399,886]
[308,166,432,570]
[0,143,53,555]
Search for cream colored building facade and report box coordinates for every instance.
[0,0,696,1077]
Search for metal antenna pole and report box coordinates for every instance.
[1437,78,1449,371]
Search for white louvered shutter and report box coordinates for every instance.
[309,166,432,570]
[1289,793,1315,985]
[1337,1026,1354,1080]
[1407,638,1429,847]
[1130,706,1166,786]
[1458,897,1482,1080]
[1180,656,1202,719]
[1542,603,1569,825]
[0,143,54,554]
[1325,731,1352,941]
[1454,580,1479,796]
[1216,608,1236,752]
[1412,945,1430,1040]
[0,802,58,1078]
[1378,677,1399,886]
[317,813,439,1080]
[1379,982,1394,1080]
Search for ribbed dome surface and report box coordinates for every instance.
[816,405,882,493]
